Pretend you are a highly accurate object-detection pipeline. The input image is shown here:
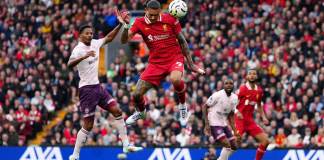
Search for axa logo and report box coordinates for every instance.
[20,146,63,160]
[283,149,324,160]
[148,148,191,160]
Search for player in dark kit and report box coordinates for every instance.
[120,0,205,126]
[235,69,270,160]
[203,79,239,160]
[67,8,142,160]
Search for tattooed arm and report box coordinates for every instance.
[102,8,125,45]
[176,33,205,74]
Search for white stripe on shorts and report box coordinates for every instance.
[107,99,116,104]
[216,133,226,140]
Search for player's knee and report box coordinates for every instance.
[170,77,181,86]
[221,140,231,148]
[231,144,238,151]
[262,139,269,146]
[259,136,269,146]
[111,108,123,117]
[83,123,93,131]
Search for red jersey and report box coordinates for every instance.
[236,83,264,118]
[130,13,183,64]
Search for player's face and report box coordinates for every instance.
[247,70,258,83]
[80,28,93,45]
[145,8,161,23]
[224,80,234,93]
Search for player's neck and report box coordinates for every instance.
[80,39,90,46]
[248,81,256,89]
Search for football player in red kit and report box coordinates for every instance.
[235,69,269,160]
[119,0,205,126]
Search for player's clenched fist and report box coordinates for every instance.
[189,64,205,74]
[121,10,130,24]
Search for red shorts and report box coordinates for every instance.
[234,115,264,137]
[140,57,184,86]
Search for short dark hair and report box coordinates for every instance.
[224,78,234,83]
[78,24,92,34]
[146,0,161,9]
[247,68,258,73]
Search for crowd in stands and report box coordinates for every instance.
[0,0,323,149]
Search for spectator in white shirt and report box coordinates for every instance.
[287,128,301,147]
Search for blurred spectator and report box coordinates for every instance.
[176,128,190,147]
[287,128,301,147]
[0,0,323,148]
[275,128,287,148]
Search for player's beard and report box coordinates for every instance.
[225,89,233,95]
[248,79,256,84]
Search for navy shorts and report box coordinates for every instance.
[210,126,235,141]
[79,84,116,117]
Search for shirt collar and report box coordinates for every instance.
[221,89,232,97]
[144,14,162,24]
[78,41,90,47]
[246,82,258,90]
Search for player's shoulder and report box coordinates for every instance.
[72,43,83,52]
[257,85,264,92]
[134,17,145,24]
[161,13,179,24]
[238,84,247,90]
[231,92,238,99]
[214,89,228,99]
[214,89,224,96]
[91,38,101,44]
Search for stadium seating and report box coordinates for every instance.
[0,0,323,149]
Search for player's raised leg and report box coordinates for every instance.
[107,103,143,152]
[69,85,99,160]
[126,79,153,125]
[170,70,189,125]
[69,116,94,160]
[96,85,143,152]
[254,132,269,160]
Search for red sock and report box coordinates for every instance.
[135,96,146,112]
[256,144,267,160]
[174,80,186,104]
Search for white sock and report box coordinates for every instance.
[217,148,234,160]
[115,115,129,147]
[178,103,187,109]
[72,128,89,157]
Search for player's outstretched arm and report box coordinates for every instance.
[119,10,135,44]
[102,23,122,45]
[67,51,95,68]
[121,28,136,44]
[176,33,205,74]
[102,8,125,45]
